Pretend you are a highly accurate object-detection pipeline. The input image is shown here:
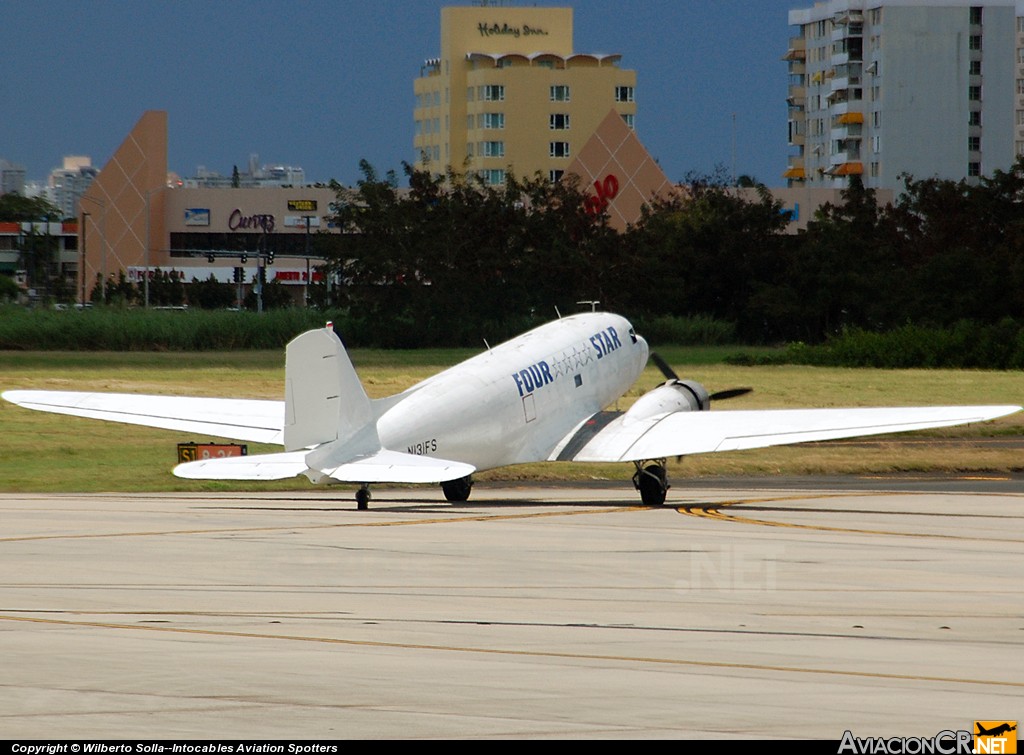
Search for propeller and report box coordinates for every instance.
[649,351,680,381]
[708,387,754,402]
[649,351,752,403]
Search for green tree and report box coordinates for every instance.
[0,193,62,222]
[147,269,186,306]
[625,169,788,339]
[0,193,64,301]
[889,163,1024,325]
[323,161,612,345]
[188,274,236,309]
[762,176,898,340]
[244,277,293,311]
[0,274,21,302]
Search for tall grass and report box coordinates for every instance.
[0,307,345,351]
[629,315,737,346]
[727,319,1024,370]
[0,307,743,351]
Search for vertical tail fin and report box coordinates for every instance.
[283,325,374,452]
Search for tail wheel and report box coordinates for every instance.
[441,475,473,502]
[355,485,371,510]
[633,462,668,506]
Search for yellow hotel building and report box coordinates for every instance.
[414,6,637,184]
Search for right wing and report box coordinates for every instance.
[2,390,284,444]
[558,405,1022,462]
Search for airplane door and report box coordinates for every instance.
[522,393,536,423]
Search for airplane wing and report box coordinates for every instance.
[559,405,1022,462]
[2,390,284,444]
[174,448,475,483]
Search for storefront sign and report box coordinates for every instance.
[228,209,275,232]
[184,208,210,226]
[283,216,321,228]
[584,174,620,217]
[287,200,318,211]
[273,270,323,282]
[477,22,549,38]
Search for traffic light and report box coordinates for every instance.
[207,253,215,263]
[240,253,248,263]
[233,267,243,283]
[267,249,275,265]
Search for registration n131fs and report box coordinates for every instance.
[4,312,1020,508]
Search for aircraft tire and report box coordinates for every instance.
[441,475,473,502]
[637,464,668,506]
[356,486,371,510]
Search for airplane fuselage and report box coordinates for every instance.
[375,313,649,471]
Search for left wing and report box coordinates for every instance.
[2,390,284,444]
[559,405,1022,462]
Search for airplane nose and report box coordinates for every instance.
[635,334,650,369]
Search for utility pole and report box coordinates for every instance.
[80,211,89,305]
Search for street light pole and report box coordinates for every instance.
[80,211,89,305]
[81,195,107,303]
[304,214,311,306]
[144,187,163,308]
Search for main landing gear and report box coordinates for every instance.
[441,475,474,502]
[632,459,669,506]
[353,476,474,509]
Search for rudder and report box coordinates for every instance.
[283,325,373,451]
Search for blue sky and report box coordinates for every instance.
[3,0,798,187]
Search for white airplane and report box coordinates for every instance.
[3,312,1020,508]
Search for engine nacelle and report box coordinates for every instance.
[622,379,710,422]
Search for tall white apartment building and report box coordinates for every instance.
[785,1,1021,189]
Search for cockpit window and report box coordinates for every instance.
[628,328,637,344]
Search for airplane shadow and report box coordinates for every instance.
[197,492,646,514]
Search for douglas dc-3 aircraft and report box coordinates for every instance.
[3,312,1021,508]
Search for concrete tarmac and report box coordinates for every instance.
[1,480,1022,739]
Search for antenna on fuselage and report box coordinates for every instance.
[554,305,562,319]
[483,338,492,353]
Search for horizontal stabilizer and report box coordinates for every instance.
[174,451,308,480]
[318,449,475,484]
[172,448,475,484]
[3,390,284,444]
[568,405,1023,462]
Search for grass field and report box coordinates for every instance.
[1,347,1022,493]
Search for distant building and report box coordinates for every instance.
[183,154,306,188]
[0,158,26,196]
[785,0,1020,189]
[415,5,637,185]
[78,112,340,306]
[0,220,79,294]
[48,156,98,218]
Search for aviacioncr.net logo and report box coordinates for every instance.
[838,730,973,754]
[974,722,1017,755]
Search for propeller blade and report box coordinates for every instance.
[709,387,753,401]
[651,352,752,404]
[649,352,679,382]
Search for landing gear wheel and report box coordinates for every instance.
[633,462,668,506]
[355,485,371,510]
[441,475,473,502]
